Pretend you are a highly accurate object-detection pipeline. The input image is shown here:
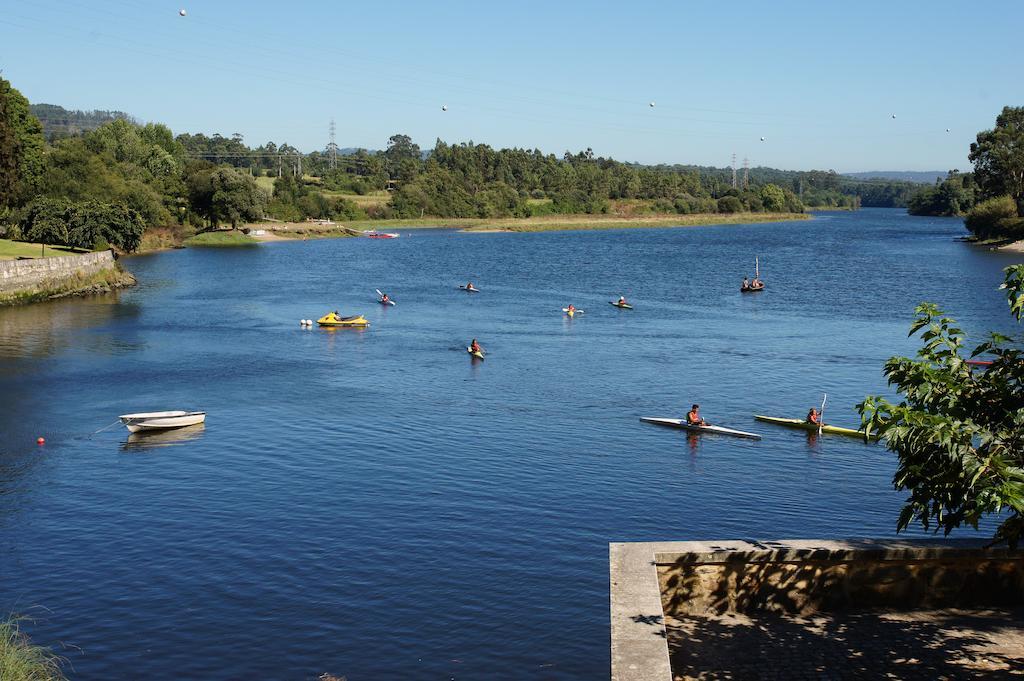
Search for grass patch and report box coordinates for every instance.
[0,239,86,260]
[254,176,276,194]
[0,265,136,306]
[185,230,259,247]
[319,190,391,208]
[0,616,67,681]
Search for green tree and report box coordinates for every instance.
[859,265,1024,547]
[19,197,145,251]
[964,195,1021,240]
[0,77,45,208]
[716,196,743,213]
[759,184,786,212]
[969,106,1024,216]
[187,166,267,229]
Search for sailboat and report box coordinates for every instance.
[741,256,765,292]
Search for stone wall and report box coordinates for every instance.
[0,250,117,294]
[656,538,1024,617]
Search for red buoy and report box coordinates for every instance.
[36,437,45,445]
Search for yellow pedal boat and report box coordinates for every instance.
[317,312,369,327]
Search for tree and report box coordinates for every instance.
[964,195,1021,240]
[716,196,743,213]
[969,106,1024,216]
[0,77,45,208]
[187,166,267,229]
[859,265,1024,547]
[759,183,786,212]
[384,134,420,165]
[19,197,145,251]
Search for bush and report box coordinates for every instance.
[964,195,1020,239]
[717,196,744,213]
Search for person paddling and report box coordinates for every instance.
[617,295,627,306]
[806,408,821,425]
[742,277,750,290]
[380,292,390,304]
[470,338,483,354]
[686,404,706,426]
[466,281,475,291]
[567,304,576,315]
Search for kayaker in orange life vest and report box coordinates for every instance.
[807,408,821,425]
[470,339,483,354]
[567,304,576,315]
[617,295,627,306]
[686,404,706,426]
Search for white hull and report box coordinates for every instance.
[640,417,762,440]
[120,411,206,433]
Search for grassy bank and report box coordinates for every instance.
[185,230,259,247]
[0,239,87,260]
[459,211,809,233]
[0,265,136,306]
[0,617,66,681]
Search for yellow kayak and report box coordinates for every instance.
[317,312,369,327]
[467,347,485,359]
[753,415,877,440]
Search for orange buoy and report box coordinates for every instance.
[36,437,45,445]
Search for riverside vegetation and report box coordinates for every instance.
[905,106,1024,242]
[2,75,930,256]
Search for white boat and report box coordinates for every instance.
[640,417,762,440]
[119,411,207,433]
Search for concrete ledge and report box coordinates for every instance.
[610,538,1023,680]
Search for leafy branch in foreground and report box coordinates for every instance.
[859,264,1024,547]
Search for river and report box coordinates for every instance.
[0,209,1019,679]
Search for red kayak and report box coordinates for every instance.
[966,359,993,367]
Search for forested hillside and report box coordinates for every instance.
[2,76,940,254]
[29,103,133,141]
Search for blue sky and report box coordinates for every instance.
[1,0,1021,171]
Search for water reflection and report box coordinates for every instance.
[0,293,142,360]
[120,424,206,452]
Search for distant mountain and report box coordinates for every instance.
[843,171,945,184]
[337,147,381,156]
[29,103,134,141]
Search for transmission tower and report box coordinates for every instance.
[731,153,737,188]
[328,118,338,170]
[742,157,749,189]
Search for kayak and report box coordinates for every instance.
[376,289,396,305]
[610,302,634,309]
[317,313,369,327]
[467,347,485,359]
[741,285,765,292]
[460,286,480,293]
[640,417,762,440]
[753,415,877,440]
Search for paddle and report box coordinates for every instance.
[818,393,827,435]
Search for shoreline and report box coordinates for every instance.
[134,212,811,252]
[458,212,809,233]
